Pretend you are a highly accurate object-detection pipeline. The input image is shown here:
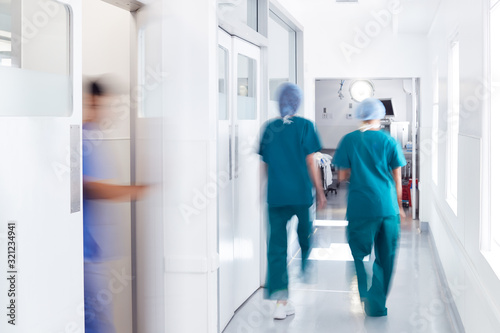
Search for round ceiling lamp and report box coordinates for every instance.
[349,80,375,102]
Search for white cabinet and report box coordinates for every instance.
[389,121,410,149]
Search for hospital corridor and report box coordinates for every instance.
[0,0,499,333]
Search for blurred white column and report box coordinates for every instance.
[162,1,219,332]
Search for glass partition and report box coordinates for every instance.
[268,11,297,118]
[0,0,72,116]
[218,0,258,31]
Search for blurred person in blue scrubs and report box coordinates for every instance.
[83,78,147,333]
[258,83,326,320]
[334,98,406,317]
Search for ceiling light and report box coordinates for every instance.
[349,80,375,102]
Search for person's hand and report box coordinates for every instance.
[317,192,327,210]
[399,205,406,218]
[131,185,149,200]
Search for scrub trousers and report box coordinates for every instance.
[266,205,312,300]
[347,215,400,316]
[84,262,117,333]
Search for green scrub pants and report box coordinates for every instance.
[266,205,312,300]
[347,215,400,316]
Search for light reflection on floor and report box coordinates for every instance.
[223,182,456,333]
[309,243,369,261]
[314,219,348,227]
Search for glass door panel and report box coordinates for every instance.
[237,54,257,120]
[0,0,72,116]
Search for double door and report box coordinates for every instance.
[218,29,261,331]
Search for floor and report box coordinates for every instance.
[223,184,458,333]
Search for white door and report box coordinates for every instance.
[232,37,261,308]
[0,0,84,331]
[217,30,261,331]
[218,29,235,331]
[133,2,165,333]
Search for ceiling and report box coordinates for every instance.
[324,0,442,35]
[395,0,442,34]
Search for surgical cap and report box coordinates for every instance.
[278,83,302,117]
[355,98,386,120]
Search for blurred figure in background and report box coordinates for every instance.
[82,77,146,333]
[258,83,326,320]
[334,98,406,317]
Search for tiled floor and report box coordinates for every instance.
[223,184,458,333]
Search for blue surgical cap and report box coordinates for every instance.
[278,83,302,117]
[355,98,386,120]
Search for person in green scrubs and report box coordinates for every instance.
[334,98,406,317]
[259,83,326,320]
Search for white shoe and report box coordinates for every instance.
[273,301,295,320]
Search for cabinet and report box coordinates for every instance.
[384,121,409,149]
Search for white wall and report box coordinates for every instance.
[82,2,133,333]
[162,1,219,332]
[421,0,500,331]
[315,78,412,148]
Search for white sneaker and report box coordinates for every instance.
[273,301,295,320]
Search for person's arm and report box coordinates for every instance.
[338,169,351,182]
[391,167,406,218]
[306,153,327,210]
[83,179,147,202]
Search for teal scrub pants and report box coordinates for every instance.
[347,215,400,316]
[266,205,312,300]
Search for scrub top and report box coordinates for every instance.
[83,123,120,262]
[334,129,406,220]
[259,116,322,207]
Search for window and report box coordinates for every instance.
[237,54,257,120]
[0,0,72,116]
[268,10,297,118]
[432,60,439,185]
[446,38,459,214]
[218,0,258,32]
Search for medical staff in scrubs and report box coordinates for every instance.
[334,98,406,317]
[83,78,147,333]
[259,83,326,320]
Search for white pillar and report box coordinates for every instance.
[162,1,219,332]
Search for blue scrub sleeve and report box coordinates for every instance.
[334,136,351,169]
[302,121,322,155]
[389,140,407,169]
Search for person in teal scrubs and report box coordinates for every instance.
[334,98,406,317]
[259,83,326,320]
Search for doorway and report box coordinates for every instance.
[315,78,420,222]
[217,28,262,331]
